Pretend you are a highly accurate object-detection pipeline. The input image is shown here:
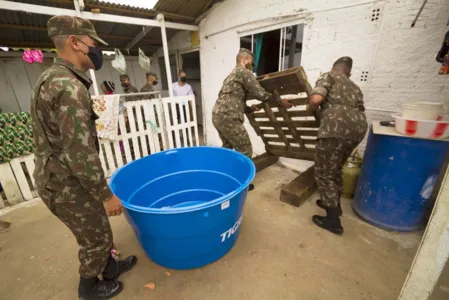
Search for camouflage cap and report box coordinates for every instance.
[47,15,108,46]
[333,56,353,69]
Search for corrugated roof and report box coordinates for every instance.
[154,0,218,19]
[0,0,192,55]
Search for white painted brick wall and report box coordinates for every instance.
[192,0,449,172]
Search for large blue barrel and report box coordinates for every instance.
[353,128,449,231]
[109,146,255,270]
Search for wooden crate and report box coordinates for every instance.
[246,66,319,161]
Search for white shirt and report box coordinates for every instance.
[172,82,194,97]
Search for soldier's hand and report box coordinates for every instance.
[279,98,294,109]
[104,195,124,217]
[251,104,262,112]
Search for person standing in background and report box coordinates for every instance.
[307,56,368,235]
[100,80,115,95]
[30,15,137,299]
[172,70,194,97]
[119,74,139,102]
[140,72,158,99]
[172,70,194,125]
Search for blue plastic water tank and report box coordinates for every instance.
[353,128,449,232]
[109,146,255,270]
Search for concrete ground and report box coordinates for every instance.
[0,164,442,300]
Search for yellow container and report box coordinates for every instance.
[342,151,363,198]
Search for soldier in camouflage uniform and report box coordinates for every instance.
[120,74,139,102]
[140,72,158,99]
[212,48,293,191]
[30,15,137,299]
[308,57,368,235]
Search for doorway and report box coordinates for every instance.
[179,49,204,145]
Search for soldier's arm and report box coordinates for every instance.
[56,80,113,202]
[240,69,280,105]
[309,73,333,112]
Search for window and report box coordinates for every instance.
[240,24,304,76]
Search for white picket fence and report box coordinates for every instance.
[0,96,199,208]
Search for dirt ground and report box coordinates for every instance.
[0,164,446,300]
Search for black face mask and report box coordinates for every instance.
[77,39,103,71]
[180,76,187,83]
[153,80,158,86]
[121,82,129,88]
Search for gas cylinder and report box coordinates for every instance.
[342,151,363,198]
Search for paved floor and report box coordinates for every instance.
[0,164,438,300]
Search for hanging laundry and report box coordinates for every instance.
[437,31,449,75]
[91,94,121,140]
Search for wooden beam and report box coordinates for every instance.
[252,153,279,173]
[280,165,317,207]
[260,128,318,137]
[267,148,315,161]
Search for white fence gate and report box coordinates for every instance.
[0,96,199,207]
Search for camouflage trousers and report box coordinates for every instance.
[37,176,113,278]
[314,137,362,208]
[212,114,252,158]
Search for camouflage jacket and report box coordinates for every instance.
[212,66,279,122]
[30,58,112,202]
[312,72,368,139]
[123,85,139,102]
[140,83,155,99]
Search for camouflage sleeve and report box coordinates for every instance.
[55,80,113,202]
[240,69,279,104]
[312,73,333,97]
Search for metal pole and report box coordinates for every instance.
[278,28,283,72]
[74,0,99,95]
[157,14,174,97]
[288,26,297,68]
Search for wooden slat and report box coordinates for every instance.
[103,142,116,174]
[256,120,319,128]
[143,103,157,154]
[9,158,33,201]
[135,104,148,157]
[253,110,311,119]
[261,129,318,137]
[118,115,132,164]
[267,148,315,160]
[257,67,309,95]
[278,106,306,149]
[296,68,321,125]
[280,166,317,207]
[263,102,291,150]
[252,153,279,173]
[127,105,141,159]
[266,137,316,145]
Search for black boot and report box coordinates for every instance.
[78,276,123,300]
[248,184,255,191]
[312,207,344,235]
[316,199,342,216]
[102,255,138,281]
